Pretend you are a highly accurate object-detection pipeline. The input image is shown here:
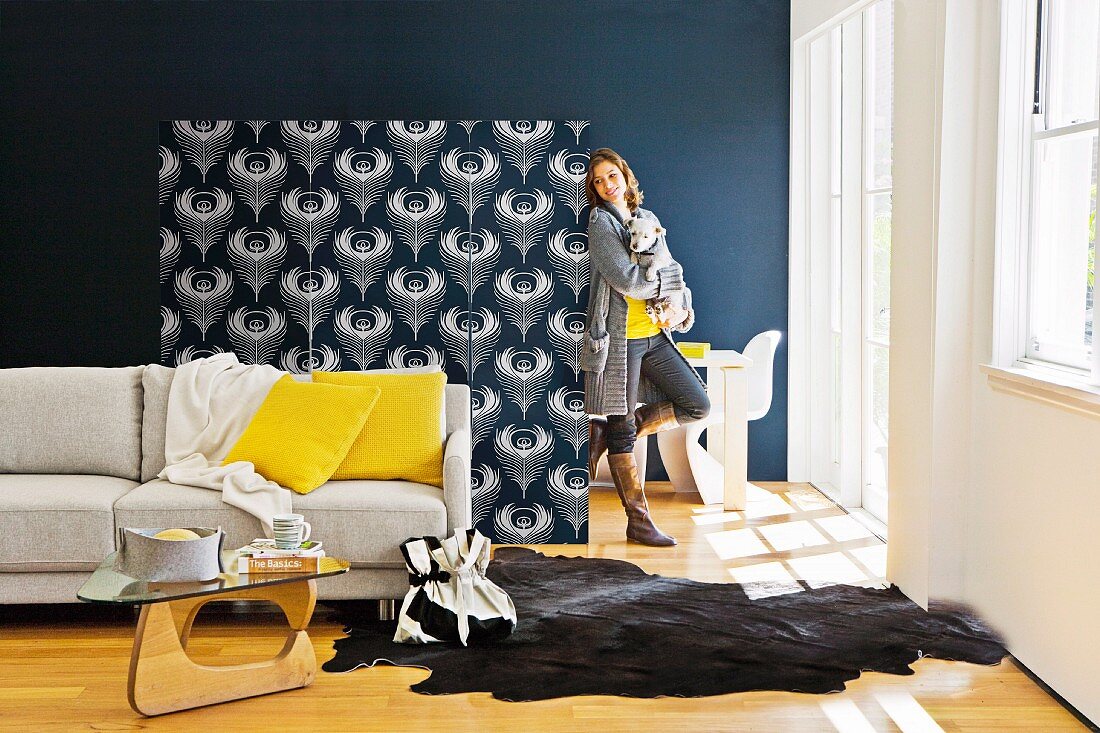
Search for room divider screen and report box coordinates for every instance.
[159,120,592,543]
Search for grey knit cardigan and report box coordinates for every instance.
[581,200,705,416]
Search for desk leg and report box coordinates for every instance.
[722,366,748,511]
[127,580,317,716]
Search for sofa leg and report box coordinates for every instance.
[377,599,395,621]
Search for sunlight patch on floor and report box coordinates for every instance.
[815,514,876,543]
[787,551,869,588]
[727,561,803,599]
[704,527,770,560]
[756,519,830,552]
[819,697,879,733]
[849,544,888,578]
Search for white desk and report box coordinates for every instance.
[656,349,752,510]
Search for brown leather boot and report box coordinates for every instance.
[633,401,680,439]
[588,416,608,480]
[607,452,677,547]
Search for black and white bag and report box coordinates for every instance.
[394,528,517,646]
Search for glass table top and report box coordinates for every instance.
[77,550,349,605]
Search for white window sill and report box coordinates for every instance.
[980,363,1100,419]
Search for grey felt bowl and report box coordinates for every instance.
[116,527,225,582]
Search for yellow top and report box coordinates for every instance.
[624,295,661,338]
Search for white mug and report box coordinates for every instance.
[272,513,311,549]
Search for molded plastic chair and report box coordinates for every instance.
[658,330,782,503]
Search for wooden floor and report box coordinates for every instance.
[0,482,1088,732]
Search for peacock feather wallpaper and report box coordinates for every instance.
[159,120,592,543]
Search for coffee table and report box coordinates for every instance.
[78,549,349,716]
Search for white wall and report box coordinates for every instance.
[792,0,1100,720]
[790,0,873,40]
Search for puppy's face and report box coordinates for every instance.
[625,217,665,253]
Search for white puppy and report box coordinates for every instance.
[624,216,672,282]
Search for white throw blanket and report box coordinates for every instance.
[157,352,292,537]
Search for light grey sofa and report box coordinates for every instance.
[0,365,471,603]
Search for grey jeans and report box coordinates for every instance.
[607,335,711,454]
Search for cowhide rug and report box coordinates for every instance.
[322,548,1006,701]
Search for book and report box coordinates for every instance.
[238,554,322,574]
[677,341,711,359]
[240,539,324,556]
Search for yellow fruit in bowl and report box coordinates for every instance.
[153,528,201,541]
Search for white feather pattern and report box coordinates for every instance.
[547,464,589,539]
[494,188,555,263]
[471,386,501,448]
[494,346,554,419]
[279,266,340,336]
[158,146,180,205]
[471,464,502,528]
[493,424,555,498]
[227,148,287,222]
[439,227,499,297]
[175,344,225,366]
[438,307,499,379]
[547,150,589,223]
[160,306,181,364]
[351,120,375,142]
[173,266,234,339]
[458,120,479,137]
[385,266,446,340]
[333,147,393,222]
[439,147,500,216]
[333,226,392,300]
[385,120,448,182]
[171,120,235,182]
[280,187,340,257]
[386,187,446,262]
[493,502,555,544]
[494,268,553,342]
[565,120,589,144]
[333,305,392,370]
[491,120,555,183]
[159,228,181,284]
[546,229,589,303]
[279,120,341,183]
[278,345,342,374]
[547,387,588,459]
[386,345,444,370]
[227,227,287,302]
[547,308,587,379]
[246,121,268,142]
[174,187,234,262]
[226,307,286,365]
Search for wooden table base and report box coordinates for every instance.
[127,578,318,716]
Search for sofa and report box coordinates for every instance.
[0,365,472,603]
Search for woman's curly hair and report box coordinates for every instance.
[586,147,644,214]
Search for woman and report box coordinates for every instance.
[581,148,710,547]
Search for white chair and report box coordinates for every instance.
[658,330,782,504]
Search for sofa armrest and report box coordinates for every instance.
[442,426,471,531]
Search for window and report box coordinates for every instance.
[999,0,1099,383]
[797,0,893,524]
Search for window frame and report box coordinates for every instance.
[992,0,1100,389]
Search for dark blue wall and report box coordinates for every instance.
[0,0,789,480]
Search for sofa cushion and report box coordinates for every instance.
[113,478,447,568]
[140,364,175,482]
[294,479,448,567]
[0,366,144,481]
[113,479,265,553]
[0,475,138,572]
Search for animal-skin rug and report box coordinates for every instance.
[322,548,1007,701]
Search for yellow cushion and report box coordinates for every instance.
[224,375,381,494]
[312,370,446,487]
